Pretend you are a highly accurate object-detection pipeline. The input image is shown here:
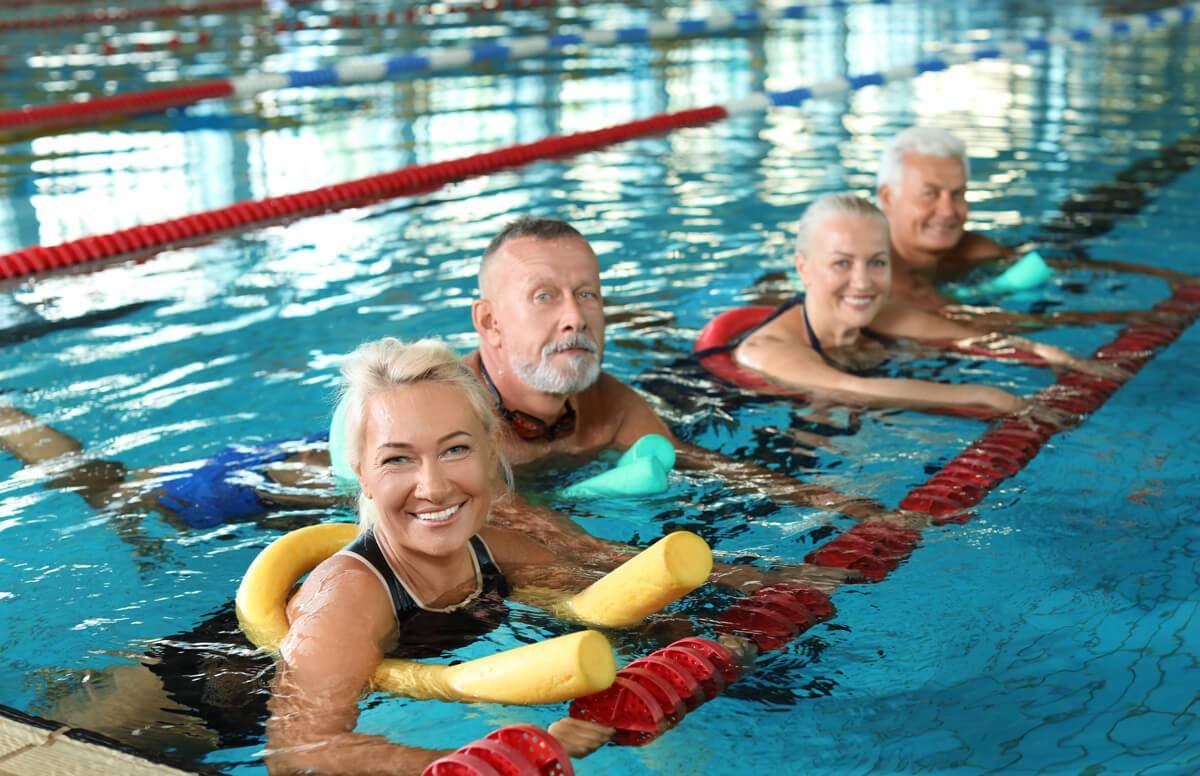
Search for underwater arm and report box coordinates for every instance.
[739,339,1025,414]
[874,303,1131,382]
[602,374,883,518]
[266,564,451,776]
[0,404,128,510]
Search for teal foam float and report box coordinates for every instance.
[948,250,1054,301]
[559,434,674,500]
[328,397,358,492]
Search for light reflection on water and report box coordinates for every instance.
[0,1,1196,773]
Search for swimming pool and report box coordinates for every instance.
[0,1,1197,773]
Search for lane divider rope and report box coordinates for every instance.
[0,0,890,133]
[0,3,1195,282]
[552,285,1200,754]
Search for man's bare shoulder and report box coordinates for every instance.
[954,231,1012,264]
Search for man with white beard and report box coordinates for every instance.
[467,216,877,529]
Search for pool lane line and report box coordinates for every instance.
[2,3,1195,282]
[0,0,295,33]
[556,286,1200,751]
[0,0,895,135]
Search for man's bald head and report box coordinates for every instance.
[478,216,591,298]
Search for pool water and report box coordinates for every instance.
[0,1,1197,774]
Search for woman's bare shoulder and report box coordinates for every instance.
[286,552,392,627]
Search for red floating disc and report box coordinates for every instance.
[423,752,504,776]
[457,740,538,776]
[667,637,741,685]
[750,590,817,632]
[626,655,705,711]
[753,583,836,621]
[617,667,686,725]
[654,645,727,698]
[569,677,665,738]
[484,724,575,776]
[710,602,796,657]
[847,522,921,552]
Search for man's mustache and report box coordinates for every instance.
[545,335,598,356]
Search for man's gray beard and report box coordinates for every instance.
[515,349,600,395]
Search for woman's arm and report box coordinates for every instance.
[266,561,450,776]
[736,335,1024,414]
[872,303,1131,382]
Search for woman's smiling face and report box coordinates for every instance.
[356,382,494,560]
[796,211,893,331]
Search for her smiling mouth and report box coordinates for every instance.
[412,504,461,523]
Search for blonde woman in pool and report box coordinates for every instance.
[732,193,1128,414]
[256,338,619,773]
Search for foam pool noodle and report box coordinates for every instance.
[565,530,713,628]
[949,250,1054,301]
[558,433,675,499]
[328,397,358,492]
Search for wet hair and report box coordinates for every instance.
[876,127,970,192]
[478,215,589,295]
[338,337,511,532]
[795,193,889,255]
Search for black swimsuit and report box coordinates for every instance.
[145,531,511,753]
[338,530,511,659]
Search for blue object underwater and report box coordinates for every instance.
[946,250,1055,301]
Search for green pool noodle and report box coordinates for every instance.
[950,250,1054,300]
[559,434,675,500]
[559,456,669,500]
[616,433,676,470]
[328,397,359,492]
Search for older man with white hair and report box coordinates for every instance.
[877,126,1192,312]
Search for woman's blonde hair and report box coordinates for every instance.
[337,337,511,532]
[795,193,889,255]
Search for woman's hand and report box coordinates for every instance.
[1024,342,1131,383]
[547,718,614,758]
[967,386,1026,414]
[1064,357,1132,383]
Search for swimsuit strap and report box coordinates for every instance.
[800,297,824,357]
[469,535,510,598]
[338,530,509,625]
[693,292,808,359]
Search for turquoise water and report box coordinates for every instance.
[0,1,1197,774]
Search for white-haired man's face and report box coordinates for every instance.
[879,153,968,261]
[477,236,605,396]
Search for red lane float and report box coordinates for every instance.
[568,583,834,747]
[0,81,235,133]
[424,724,574,776]
[0,1,272,31]
[0,105,728,280]
[886,286,1200,524]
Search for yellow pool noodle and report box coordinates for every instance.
[567,530,713,628]
[235,522,616,704]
